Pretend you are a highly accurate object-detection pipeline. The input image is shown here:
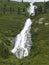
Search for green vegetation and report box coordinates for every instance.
[0,0,49,65]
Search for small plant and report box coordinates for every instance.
[0,42,10,58]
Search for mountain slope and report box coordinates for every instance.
[0,1,49,65]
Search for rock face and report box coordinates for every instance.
[45,23,49,26]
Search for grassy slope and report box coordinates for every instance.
[0,0,49,65]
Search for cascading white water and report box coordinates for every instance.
[11,2,37,59]
[27,2,37,16]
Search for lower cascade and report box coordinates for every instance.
[11,18,32,59]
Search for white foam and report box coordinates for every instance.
[11,18,32,59]
[27,2,37,16]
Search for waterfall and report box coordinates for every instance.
[11,2,37,59]
[27,2,37,16]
